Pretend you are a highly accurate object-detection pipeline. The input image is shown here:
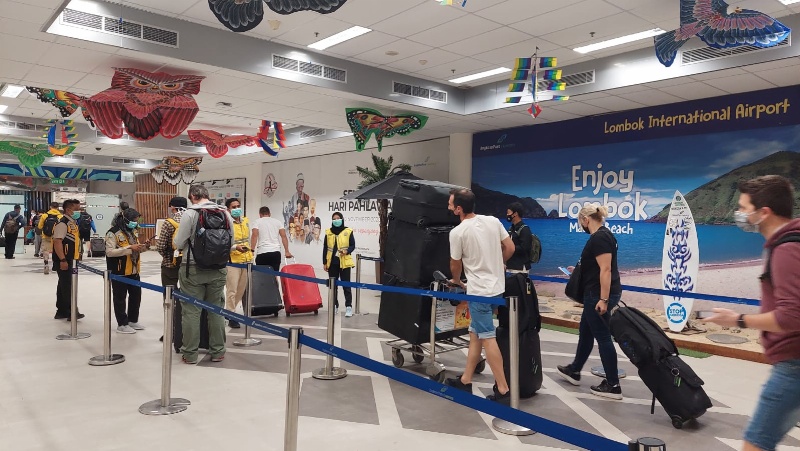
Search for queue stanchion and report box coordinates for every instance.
[311,278,347,380]
[284,326,303,451]
[234,263,262,347]
[89,269,125,366]
[492,296,535,436]
[139,285,190,415]
[354,254,362,315]
[629,438,667,450]
[56,266,91,340]
[425,281,446,381]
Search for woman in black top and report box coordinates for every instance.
[557,205,623,400]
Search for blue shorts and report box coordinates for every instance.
[467,301,496,339]
[743,359,800,451]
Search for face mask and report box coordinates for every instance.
[734,210,761,233]
[231,208,242,218]
[581,219,591,234]
[332,219,343,227]
[127,221,138,230]
[506,215,514,222]
[71,211,81,220]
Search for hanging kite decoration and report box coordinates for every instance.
[187,120,287,158]
[150,156,203,185]
[345,108,428,152]
[0,141,54,168]
[43,119,78,157]
[208,0,349,33]
[26,87,95,129]
[654,0,790,67]
[84,67,205,141]
[504,50,569,120]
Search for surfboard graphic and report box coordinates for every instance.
[662,191,699,333]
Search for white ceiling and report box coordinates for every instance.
[0,0,799,171]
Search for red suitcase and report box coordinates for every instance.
[281,263,323,316]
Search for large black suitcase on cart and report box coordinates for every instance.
[249,269,283,317]
[384,217,454,286]
[610,305,712,428]
[391,179,464,227]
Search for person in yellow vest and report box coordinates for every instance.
[322,212,356,317]
[52,199,83,320]
[225,198,253,329]
[105,208,149,334]
[156,196,187,346]
[38,201,63,275]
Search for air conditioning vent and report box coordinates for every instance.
[392,81,448,103]
[179,139,205,148]
[536,70,595,91]
[60,9,179,48]
[681,37,791,65]
[272,54,347,83]
[299,128,326,139]
[16,122,36,131]
[55,154,85,161]
[0,120,15,128]
[112,158,146,165]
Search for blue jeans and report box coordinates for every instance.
[570,291,621,386]
[468,302,496,339]
[744,359,800,451]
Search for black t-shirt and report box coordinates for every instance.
[579,226,621,295]
[507,222,533,270]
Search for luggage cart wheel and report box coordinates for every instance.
[475,359,486,374]
[391,349,404,367]
[285,312,291,317]
[314,310,319,315]
[671,416,684,429]
[412,346,425,364]
[431,371,446,383]
[273,312,279,317]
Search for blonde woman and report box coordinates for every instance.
[557,205,623,400]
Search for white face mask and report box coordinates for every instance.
[734,210,762,233]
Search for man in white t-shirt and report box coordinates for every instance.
[251,206,292,270]
[446,188,515,405]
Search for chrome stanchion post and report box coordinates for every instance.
[354,254,361,315]
[493,296,535,436]
[284,326,303,451]
[235,263,262,347]
[312,278,347,380]
[139,286,190,415]
[57,265,90,340]
[425,281,446,381]
[629,438,667,451]
[89,270,125,365]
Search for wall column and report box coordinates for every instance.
[449,133,472,188]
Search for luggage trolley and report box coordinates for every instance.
[384,274,486,383]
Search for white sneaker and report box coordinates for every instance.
[44,264,49,275]
[345,306,353,317]
[129,322,145,330]
[116,325,136,334]
[335,306,339,315]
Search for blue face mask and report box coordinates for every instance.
[332,219,343,227]
[231,208,242,218]
[127,221,138,230]
[72,211,81,220]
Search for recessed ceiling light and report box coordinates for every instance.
[385,50,399,56]
[308,26,371,50]
[778,0,800,4]
[1,84,24,98]
[573,28,666,54]
[449,67,511,84]
[0,105,8,114]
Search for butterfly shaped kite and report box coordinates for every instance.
[26,87,96,129]
[345,108,428,152]
[208,0,349,33]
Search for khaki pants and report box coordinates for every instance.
[225,265,248,312]
[179,265,227,361]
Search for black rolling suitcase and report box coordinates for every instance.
[89,234,105,257]
[172,302,210,353]
[391,179,464,227]
[383,217,454,286]
[249,269,283,317]
[610,305,712,429]
[496,273,543,398]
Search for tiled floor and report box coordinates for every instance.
[1,249,799,451]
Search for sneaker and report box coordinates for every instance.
[590,379,623,400]
[345,306,353,317]
[54,312,69,320]
[210,354,225,362]
[63,312,85,320]
[129,322,145,330]
[43,266,50,275]
[116,325,136,334]
[228,320,241,329]
[34,253,39,258]
[335,306,339,315]
[557,364,581,386]
[486,385,511,405]
[444,375,472,393]
[182,356,198,365]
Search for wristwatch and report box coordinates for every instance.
[599,299,608,303]
[737,314,747,329]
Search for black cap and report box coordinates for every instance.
[122,208,140,222]
[169,197,188,208]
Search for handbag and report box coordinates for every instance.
[26,228,35,240]
[564,261,584,303]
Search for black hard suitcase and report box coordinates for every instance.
[172,302,210,354]
[496,327,543,398]
[610,305,712,428]
[89,235,105,257]
[384,217,454,286]
[249,270,283,317]
[391,179,465,227]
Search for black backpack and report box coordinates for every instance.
[42,214,59,237]
[760,232,800,282]
[78,212,92,235]
[609,303,678,365]
[187,208,231,270]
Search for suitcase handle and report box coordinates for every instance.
[399,180,421,191]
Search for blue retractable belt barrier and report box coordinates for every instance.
[168,288,627,451]
[527,274,760,307]
[358,256,384,262]
[76,262,104,277]
[108,274,165,293]
[338,279,505,307]
[250,264,331,285]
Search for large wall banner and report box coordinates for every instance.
[198,177,247,210]
[472,85,800,307]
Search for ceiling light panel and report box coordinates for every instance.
[574,28,666,54]
[1,85,25,98]
[308,26,371,50]
[449,67,511,84]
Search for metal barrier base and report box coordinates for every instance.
[88,354,125,366]
[56,332,91,340]
[312,367,347,380]
[492,418,535,436]
[233,337,263,347]
[138,398,191,415]
[591,367,627,379]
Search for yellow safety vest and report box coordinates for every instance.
[230,217,253,263]
[325,228,354,269]
[166,218,182,266]
[107,227,141,276]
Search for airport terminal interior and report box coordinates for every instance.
[2,0,800,450]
